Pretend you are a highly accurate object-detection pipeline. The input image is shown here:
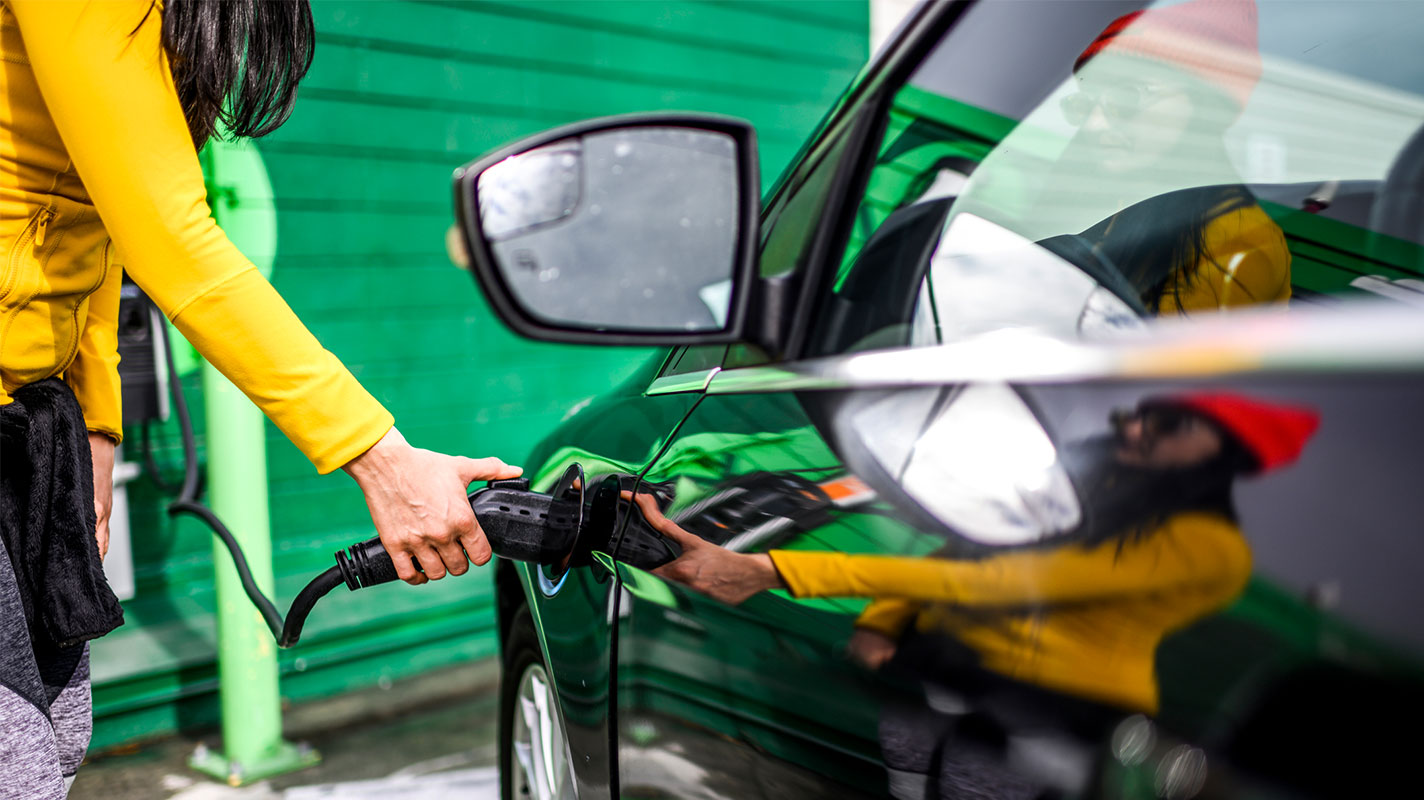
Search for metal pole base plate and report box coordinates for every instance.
[189,740,320,787]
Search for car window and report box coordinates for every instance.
[758,117,859,280]
[811,0,1424,357]
[658,344,727,378]
[709,111,863,371]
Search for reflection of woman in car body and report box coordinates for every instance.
[638,393,1318,795]
[1046,0,1292,314]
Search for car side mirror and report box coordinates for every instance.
[453,114,760,345]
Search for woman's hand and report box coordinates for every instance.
[88,432,115,560]
[343,428,522,585]
[625,492,786,605]
[847,628,898,671]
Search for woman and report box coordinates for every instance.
[1027,0,1291,314]
[0,2,514,795]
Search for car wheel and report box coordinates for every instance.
[501,606,574,800]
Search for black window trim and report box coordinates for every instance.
[788,0,979,361]
[742,0,978,363]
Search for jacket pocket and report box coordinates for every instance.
[0,208,48,302]
[61,239,113,367]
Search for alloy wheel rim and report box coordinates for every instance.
[512,662,571,800]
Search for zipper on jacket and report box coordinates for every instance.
[33,208,53,249]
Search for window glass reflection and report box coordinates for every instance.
[816,0,1424,357]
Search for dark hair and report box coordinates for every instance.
[1075,76,1255,314]
[139,0,315,149]
[1086,184,1256,313]
[1061,430,1253,553]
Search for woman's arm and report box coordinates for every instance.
[855,597,924,638]
[11,0,517,582]
[12,0,390,474]
[63,254,123,559]
[769,514,1251,607]
[635,488,1251,608]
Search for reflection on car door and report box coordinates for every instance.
[613,389,898,798]
[613,362,1424,799]
[515,351,704,800]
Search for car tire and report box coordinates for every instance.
[500,605,574,800]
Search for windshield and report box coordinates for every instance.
[817,0,1424,354]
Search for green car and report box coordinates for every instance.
[449,1,1424,797]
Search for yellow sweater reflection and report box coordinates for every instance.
[1162,203,1290,313]
[769,511,1252,715]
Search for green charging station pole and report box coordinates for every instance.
[188,137,319,785]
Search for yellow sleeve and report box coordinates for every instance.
[854,598,924,638]
[769,514,1251,608]
[64,248,124,443]
[1176,206,1292,313]
[12,0,392,473]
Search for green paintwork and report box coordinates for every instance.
[90,0,867,751]
[515,9,1424,798]
[1261,200,1424,297]
[608,391,887,794]
[613,561,679,609]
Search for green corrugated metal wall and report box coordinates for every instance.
[92,0,867,750]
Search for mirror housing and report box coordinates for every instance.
[453,113,761,346]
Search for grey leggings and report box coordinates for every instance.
[0,535,91,799]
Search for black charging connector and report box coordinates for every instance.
[332,479,582,591]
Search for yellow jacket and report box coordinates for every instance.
[1168,201,1292,313]
[769,512,1252,714]
[0,0,391,472]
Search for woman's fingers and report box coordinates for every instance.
[393,550,429,584]
[413,547,449,581]
[443,504,481,572]
[461,528,493,567]
[342,428,521,585]
[89,432,115,561]
[624,491,700,546]
[458,456,523,483]
[94,499,110,560]
[436,537,470,576]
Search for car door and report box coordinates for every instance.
[608,3,1112,794]
[604,72,898,796]
[617,363,1424,799]
[509,347,706,800]
[608,1,1424,797]
[612,385,901,798]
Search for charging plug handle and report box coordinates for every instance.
[333,478,581,591]
[281,476,584,648]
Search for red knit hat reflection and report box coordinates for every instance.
[1074,0,1262,111]
[1152,393,1320,473]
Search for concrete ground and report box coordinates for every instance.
[70,661,502,800]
